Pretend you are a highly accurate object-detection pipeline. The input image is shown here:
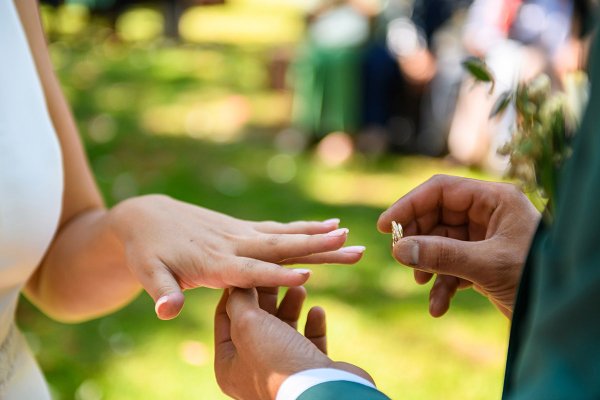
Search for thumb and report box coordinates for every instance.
[135,260,185,320]
[226,288,268,347]
[393,236,488,283]
[226,288,260,321]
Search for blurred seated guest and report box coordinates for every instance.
[552,0,595,87]
[382,0,473,156]
[0,2,364,398]
[291,0,372,139]
[448,0,575,173]
[358,1,411,154]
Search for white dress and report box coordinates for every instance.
[0,1,64,398]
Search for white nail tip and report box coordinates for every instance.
[326,228,349,237]
[294,269,312,276]
[155,296,169,315]
[341,246,366,254]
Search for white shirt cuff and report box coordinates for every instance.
[276,368,377,400]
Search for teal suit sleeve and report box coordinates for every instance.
[297,381,391,400]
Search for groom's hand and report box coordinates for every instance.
[378,175,541,319]
[214,287,372,400]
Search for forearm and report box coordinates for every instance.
[25,207,142,323]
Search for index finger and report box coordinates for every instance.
[377,175,496,235]
[257,287,279,315]
[226,288,260,321]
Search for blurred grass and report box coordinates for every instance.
[17,3,507,400]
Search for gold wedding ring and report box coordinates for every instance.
[391,221,403,247]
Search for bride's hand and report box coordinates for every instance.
[108,195,364,319]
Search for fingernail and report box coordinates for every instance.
[294,268,312,276]
[326,228,349,237]
[323,218,340,225]
[395,240,419,265]
[341,245,366,254]
[155,296,169,316]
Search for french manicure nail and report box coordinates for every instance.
[155,296,169,316]
[294,268,312,276]
[323,218,340,225]
[341,245,366,254]
[326,228,349,237]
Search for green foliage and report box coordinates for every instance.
[464,57,588,221]
[489,91,512,118]
[462,57,495,93]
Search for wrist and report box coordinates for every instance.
[275,365,376,400]
[330,361,375,385]
[268,356,335,398]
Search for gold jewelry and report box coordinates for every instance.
[391,221,403,246]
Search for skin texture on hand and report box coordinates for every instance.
[214,287,373,400]
[378,175,541,319]
[109,195,365,320]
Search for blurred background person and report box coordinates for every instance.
[290,0,373,140]
[448,0,579,173]
[383,0,473,156]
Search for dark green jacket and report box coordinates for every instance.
[296,381,390,399]
[503,32,600,399]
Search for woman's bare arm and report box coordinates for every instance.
[18,1,363,323]
[17,1,141,322]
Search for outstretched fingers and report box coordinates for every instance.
[282,246,365,265]
[240,229,350,264]
[226,258,312,288]
[254,219,340,235]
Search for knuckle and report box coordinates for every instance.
[436,243,463,268]
[265,234,281,247]
[137,258,167,279]
[234,309,260,331]
[234,260,263,288]
[430,174,450,186]
[258,220,277,230]
[242,259,256,272]
[155,284,177,298]
[498,182,522,200]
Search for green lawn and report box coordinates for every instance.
[17,4,508,399]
